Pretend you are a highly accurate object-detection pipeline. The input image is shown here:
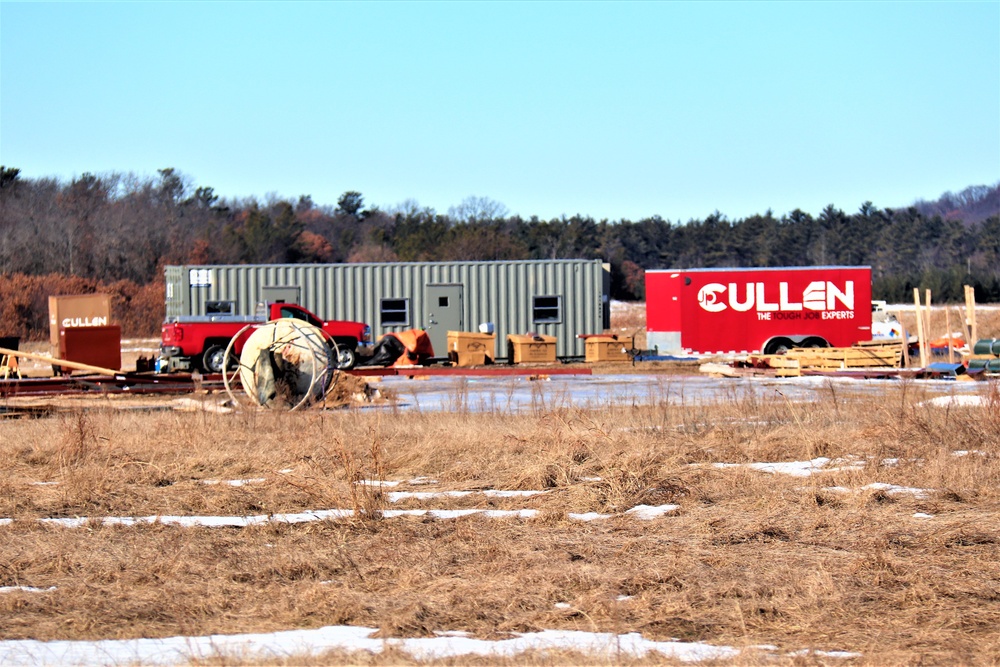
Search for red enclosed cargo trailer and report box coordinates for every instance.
[645,266,873,355]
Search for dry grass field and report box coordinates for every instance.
[1,302,999,665]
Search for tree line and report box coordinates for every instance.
[1,166,998,307]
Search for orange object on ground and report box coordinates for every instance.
[386,329,435,367]
[929,336,964,350]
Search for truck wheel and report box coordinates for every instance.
[333,345,357,370]
[763,337,794,355]
[202,345,228,374]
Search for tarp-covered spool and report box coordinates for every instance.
[224,319,334,410]
[972,339,1000,356]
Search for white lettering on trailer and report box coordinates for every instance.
[756,283,778,312]
[803,281,826,310]
[729,283,753,312]
[697,284,727,312]
[779,283,802,311]
[697,281,855,314]
[61,316,108,328]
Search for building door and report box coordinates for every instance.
[425,284,463,357]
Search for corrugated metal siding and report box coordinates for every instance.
[164,260,609,358]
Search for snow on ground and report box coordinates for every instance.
[386,489,547,502]
[0,586,57,594]
[0,624,860,667]
[711,456,866,477]
[12,504,689,529]
[920,394,990,408]
[368,373,989,414]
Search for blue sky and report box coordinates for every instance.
[2,1,998,222]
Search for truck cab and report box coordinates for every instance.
[259,302,372,370]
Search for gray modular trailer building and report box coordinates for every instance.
[164,260,611,359]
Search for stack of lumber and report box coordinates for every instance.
[748,341,904,377]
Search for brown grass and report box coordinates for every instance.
[1,378,999,665]
[1,302,999,664]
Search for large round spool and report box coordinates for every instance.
[223,319,337,410]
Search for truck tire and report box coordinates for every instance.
[202,345,228,374]
[333,344,357,370]
[763,337,794,355]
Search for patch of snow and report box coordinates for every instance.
[789,649,862,660]
[0,626,755,666]
[386,489,546,502]
[8,505,684,528]
[821,484,933,500]
[200,478,267,487]
[921,395,987,408]
[0,586,56,594]
[913,513,935,519]
[482,490,547,498]
[862,483,932,499]
[382,509,541,520]
[625,504,680,520]
[568,512,613,521]
[553,602,571,609]
[387,491,473,502]
[713,457,865,477]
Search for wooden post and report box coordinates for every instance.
[956,306,972,350]
[945,308,954,363]
[965,285,977,346]
[899,321,910,369]
[913,288,927,369]
[925,289,932,339]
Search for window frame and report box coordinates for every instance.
[532,295,563,324]
[380,297,411,327]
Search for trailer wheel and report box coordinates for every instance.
[202,345,228,374]
[763,337,794,355]
[801,337,828,349]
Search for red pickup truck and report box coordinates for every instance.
[158,302,372,373]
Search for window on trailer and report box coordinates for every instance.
[381,298,410,326]
[532,295,562,323]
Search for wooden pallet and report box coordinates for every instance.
[749,341,904,376]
